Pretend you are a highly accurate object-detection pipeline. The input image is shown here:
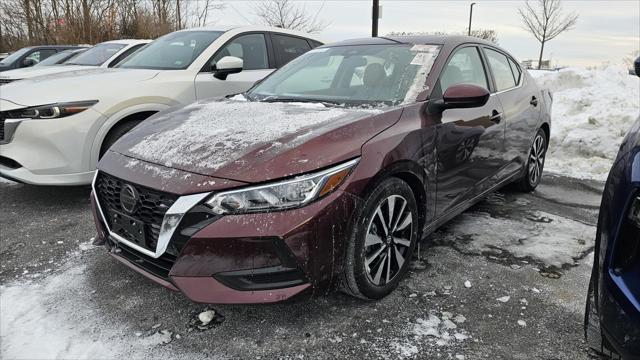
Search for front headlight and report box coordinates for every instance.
[7,100,98,119]
[205,158,359,215]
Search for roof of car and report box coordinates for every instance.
[178,25,325,43]
[23,45,87,49]
[100,39,151,45]
[326,35,496,47]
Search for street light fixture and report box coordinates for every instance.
[468,2,476,36]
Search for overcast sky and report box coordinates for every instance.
[217,0,640,66]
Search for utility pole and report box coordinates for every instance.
[372,0,380,37]
[468,2,476,36]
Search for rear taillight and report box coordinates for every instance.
[612,193,640,274]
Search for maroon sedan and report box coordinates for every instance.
[91,35,551,304]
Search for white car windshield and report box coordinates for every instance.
[66,43,126,66]
[248,44,441,107]
[117,31,223,70]
[0,48,31,65]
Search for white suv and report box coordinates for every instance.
[0,40,150,84]
[0,26,322,185]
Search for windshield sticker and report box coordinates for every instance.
[411,44,436,52]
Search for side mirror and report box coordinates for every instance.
[634,56,640,77]
[213,56,243,80]
[434,84,490,111]
[22,58,36,67]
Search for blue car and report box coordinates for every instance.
[585,58,640,359]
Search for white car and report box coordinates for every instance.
[0,39,150,85]
[0,26,323,185]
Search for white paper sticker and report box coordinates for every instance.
[410,44,434,52]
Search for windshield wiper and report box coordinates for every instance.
[260,96,343,107]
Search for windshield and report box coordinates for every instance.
[66,43,126,66]
[247,44,441,107]
[117,31,223,70]
[0,48,31,65]
[35,49,82,66]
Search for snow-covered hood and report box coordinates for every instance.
[0,64,95,81]
[0,68,159,107]
[108,98,400,184]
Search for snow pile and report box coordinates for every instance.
[531,66,640,181]
[128,99,372,172]
[392,311,470,358]
[435,209,594,268]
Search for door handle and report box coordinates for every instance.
[530,96,538,107]
[490,110,502,123]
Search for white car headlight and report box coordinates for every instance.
[205,158,359,215]
[9,100,98,119]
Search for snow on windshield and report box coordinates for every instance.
[128,98,374,172]
[402,45,441,104]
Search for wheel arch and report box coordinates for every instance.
[355,160,428,231]
[90,103,173,166]
[540,122,550,144]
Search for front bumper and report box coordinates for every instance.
[0,108,105,185]
[91,184,361,304]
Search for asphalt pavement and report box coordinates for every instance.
[0,174,605,359]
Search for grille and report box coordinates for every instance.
[95,172,178,251]
[0,117,4,141]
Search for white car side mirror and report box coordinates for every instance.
[214,56,243,80]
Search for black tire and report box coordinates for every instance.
[516,128,547,192]
[341,177,419,300]
[99,120,143,158]
[585,272,621,359]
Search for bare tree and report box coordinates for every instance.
[387,29,498,44]
[254,0,327,33]
[518,0,578,69]
[468,29,498,44]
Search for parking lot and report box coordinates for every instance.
[0,174,602,359]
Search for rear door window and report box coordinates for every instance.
[484,48,517,91]
[272,34,312,67]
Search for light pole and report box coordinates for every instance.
[372,0,380,37]
[468,2,476,36]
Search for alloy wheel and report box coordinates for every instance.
[364,195,413,286]
[455,137,477,163]
[528,133,546,185]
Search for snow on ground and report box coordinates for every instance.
[0,259,177,359]
[0,177,18,185]
[434,194,594,269]
[530,65,640,181]
[390,311,470,358]
[0,263,117,359]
